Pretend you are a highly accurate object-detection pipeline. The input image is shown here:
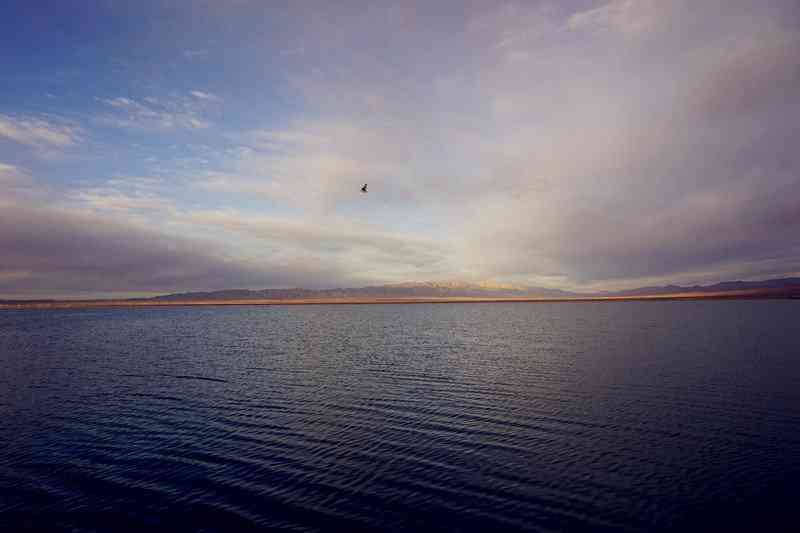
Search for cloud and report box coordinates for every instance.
[98,94,212,131]
[190,90,222,102]
[69,189,177,214]
[1,166,447,296]
[0,162,50,202]
[567,0,683,37]
[202,121,410,211]
[186,210,452,278]
[0,162,30,185]
[681,24,800,119]
[0,114,81,148]
[232,0,800,288]
[194,172,287,202]
[465,173,800,286]
[5,1,800,295]
[0,202,366,298]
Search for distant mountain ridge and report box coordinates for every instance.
[153,281,575,301]
[152,277,800,301]
[602,277,800,297]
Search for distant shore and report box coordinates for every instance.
[2,289,797,310]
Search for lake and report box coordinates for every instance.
[1,301,799,531]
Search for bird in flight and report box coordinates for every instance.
[361,183,368,193]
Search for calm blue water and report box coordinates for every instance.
[1,301,799,532]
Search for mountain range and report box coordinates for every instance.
[152,277,800,301]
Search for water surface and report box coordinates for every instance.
[1,301,799,531]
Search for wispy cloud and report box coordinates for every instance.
[62,174,182,222]
[0,114,81,148]
[190,90,222,102]
[186,209,453,281]
[199,121,403,211]
[567,0,679,37]
[0,162,30,185]
[0,162,42,201]
[183,49,208,59]
[70,188,176,215]
[194,171,286,201]
[98,94,214,131]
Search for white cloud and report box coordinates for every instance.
[0,163,56,206]
[104,97,136,108]
[204,121,408,211]
[98,94,212,131]
[64,174,179,220]
[0,114,81,148]
[185,209,453,282]
[0,162,30,185]
[190,90,221,102]
[567,0,681,37]
[70,189,176,214]
[194,172,286,201]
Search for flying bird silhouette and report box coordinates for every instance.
[361,183,368,193]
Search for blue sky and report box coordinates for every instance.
[2,0,799,297]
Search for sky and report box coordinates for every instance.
[1,0,799,298]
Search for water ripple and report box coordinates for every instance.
[2,301,800,531]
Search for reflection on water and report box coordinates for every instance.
[1,301,799,531]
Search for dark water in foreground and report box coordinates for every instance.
[1,301,799,532]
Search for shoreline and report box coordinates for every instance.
[1,289,797,310]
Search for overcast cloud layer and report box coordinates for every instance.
[1,0,799,297]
